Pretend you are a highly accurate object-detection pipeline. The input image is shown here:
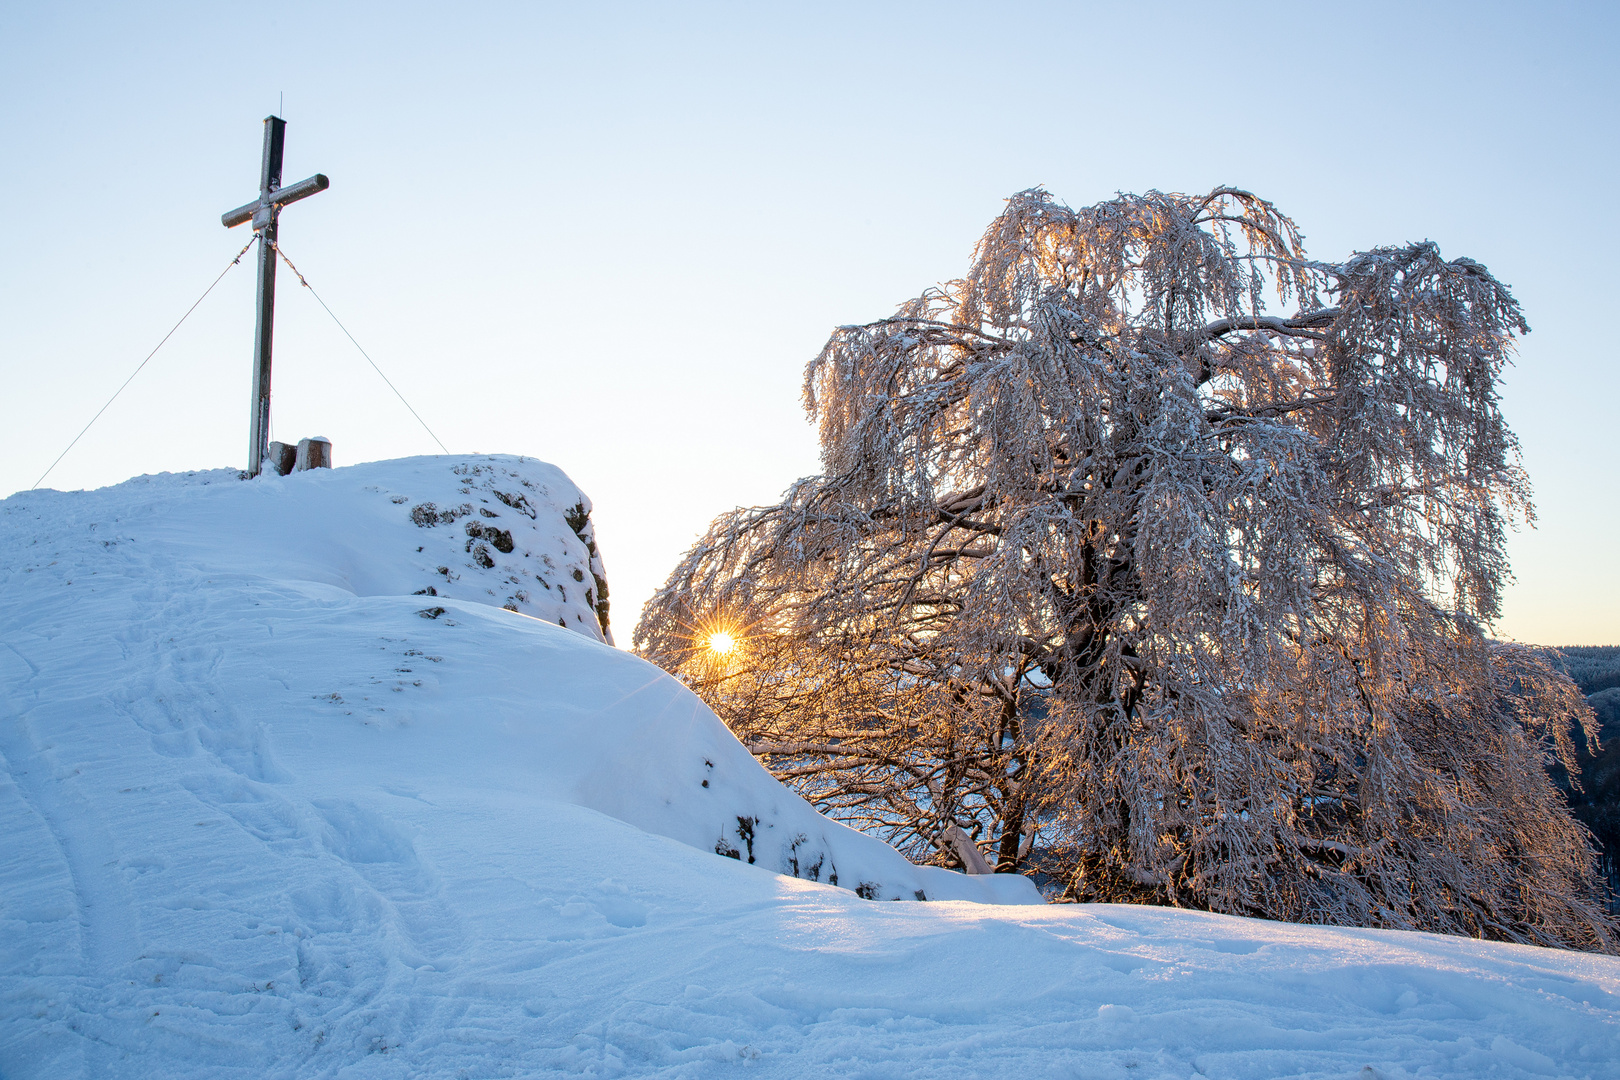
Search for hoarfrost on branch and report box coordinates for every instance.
[636,187,1612,951]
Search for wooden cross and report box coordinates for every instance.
[221,115,329,476]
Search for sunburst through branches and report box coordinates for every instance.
[659,608,765,682]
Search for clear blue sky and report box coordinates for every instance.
[2,1,1615,644]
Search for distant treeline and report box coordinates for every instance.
[1539,645,1620,911]
[1546,645,1620,696]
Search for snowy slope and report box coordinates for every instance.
[2,456,1619,1079]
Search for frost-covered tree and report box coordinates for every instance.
[635,187,1614,950]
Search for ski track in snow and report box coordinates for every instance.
[1,456,1618,1079]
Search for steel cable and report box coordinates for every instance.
[32,236,260,490]
[272,242,450,455]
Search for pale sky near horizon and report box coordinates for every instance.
[2,1,1616,645]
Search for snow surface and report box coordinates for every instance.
[2,455,1618,1079]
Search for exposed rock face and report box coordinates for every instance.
[563,500,611,640]
[194,452,615,644]
[401,457,615,644]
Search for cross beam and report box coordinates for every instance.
[221,115,328,476]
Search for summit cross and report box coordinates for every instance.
[222,115,329,476]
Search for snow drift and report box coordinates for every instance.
[2,455,1617,1079]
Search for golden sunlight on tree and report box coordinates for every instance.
[706,630,738,657]
[637,186,1614,952]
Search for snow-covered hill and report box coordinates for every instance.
[2,456,1618,1079]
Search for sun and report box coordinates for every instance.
[705,629,738,657]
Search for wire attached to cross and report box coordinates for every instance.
[271,241,451,456]
[32,236,261,491]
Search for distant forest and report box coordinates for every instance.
[1545,645,1620,909]
[1548,645,1620,697]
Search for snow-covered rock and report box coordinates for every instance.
[2,456,1617,1079]
[0,456,1031,908]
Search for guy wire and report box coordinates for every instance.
[32,236,260,490]
[272,242,451,455]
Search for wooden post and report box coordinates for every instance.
[294,436,332,471]
[266,441,297,476]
